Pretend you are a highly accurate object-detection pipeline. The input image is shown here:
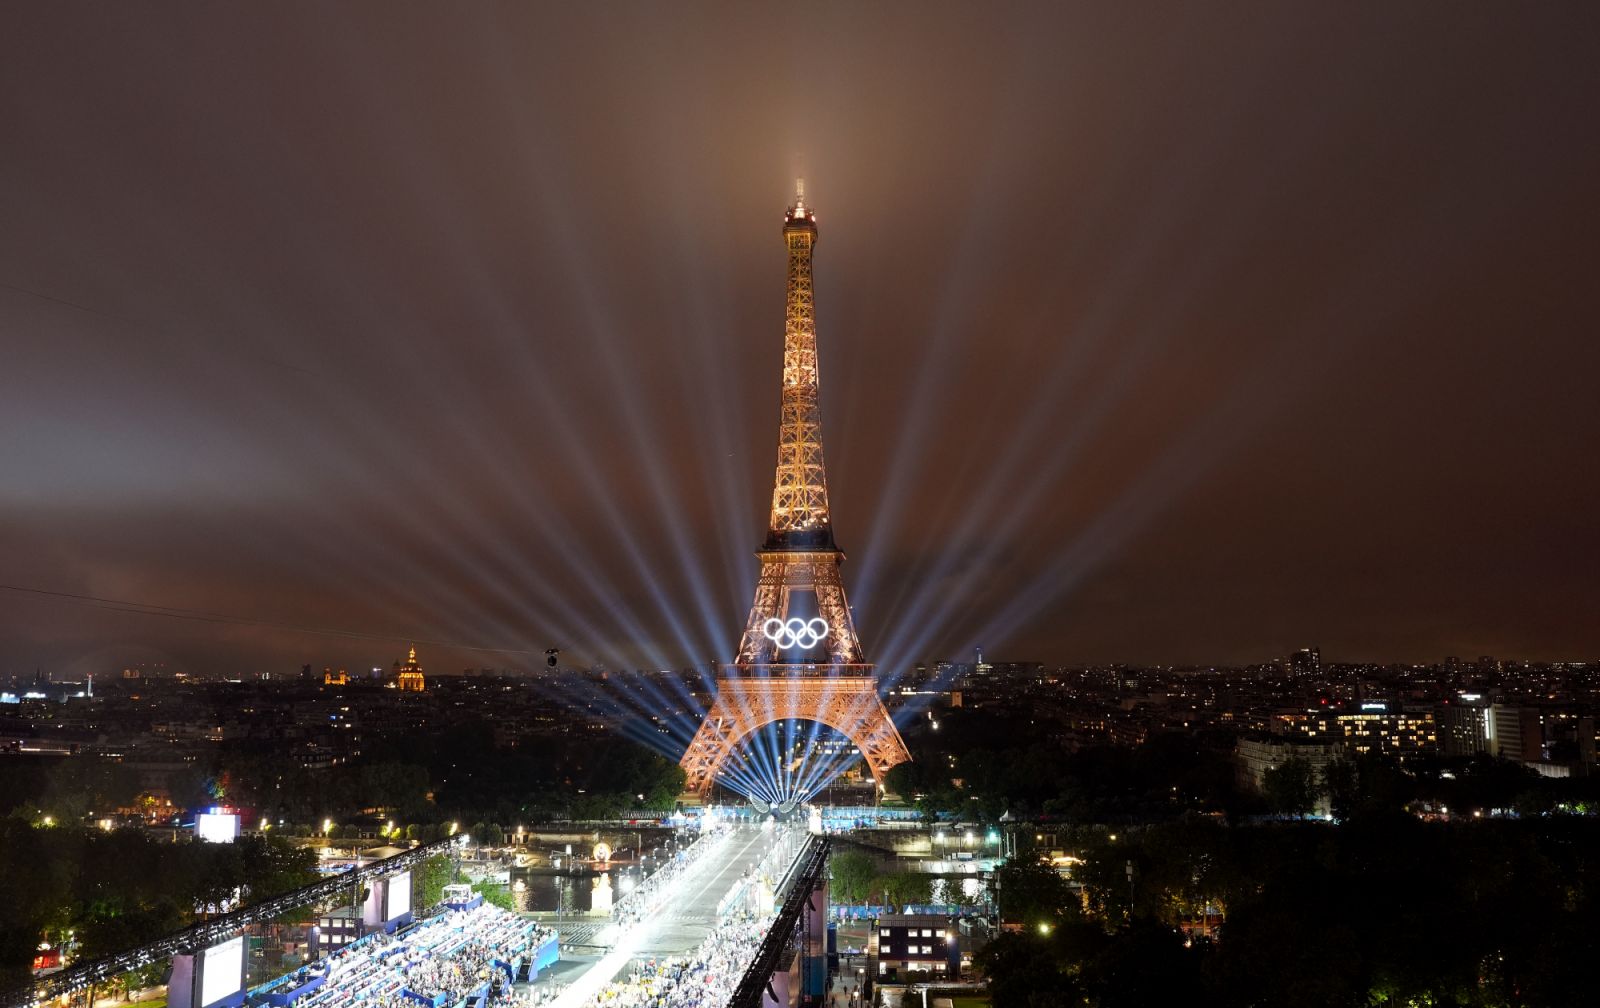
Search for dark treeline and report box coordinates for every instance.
[887,708,1600,822]
[888,709,1250,821]
[218,725,686,828]
[4,726,686,838]
[0,757,210,826]
[984,814,1600,1007]
[0,822,318,994]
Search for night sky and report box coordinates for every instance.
[3,4,1597,677]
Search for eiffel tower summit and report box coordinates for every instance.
[680,181,911,803]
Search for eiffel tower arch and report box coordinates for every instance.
[681,182,910,800]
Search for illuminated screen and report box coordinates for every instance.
[195,814,240,844]
[386,871,411,921]
[199,936,243,1007]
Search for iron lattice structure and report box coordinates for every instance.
[682,183,910,799]
[768,185,831,545]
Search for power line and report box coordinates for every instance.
[0,583,541,657]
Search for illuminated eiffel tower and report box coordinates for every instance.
[681,181,911,802]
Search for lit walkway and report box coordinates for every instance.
[547,824,794,1008]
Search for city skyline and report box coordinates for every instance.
[5,4,1600,676]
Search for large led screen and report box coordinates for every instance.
[386,871,412,921]
[199,936,243,1007]
[195,813,240,844]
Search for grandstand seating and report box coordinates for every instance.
[249,904,556,1008]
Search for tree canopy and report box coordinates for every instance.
[0,822,318,991]
[979,815,1600,1007]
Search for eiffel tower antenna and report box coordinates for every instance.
[681,189,911,802]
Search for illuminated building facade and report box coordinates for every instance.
[1235,736,1343,817]
[1437,694,1491,757]
[680,183,910,800]
[872,914,959,982]
[394,647,426,692]
[1286,702,1438,761]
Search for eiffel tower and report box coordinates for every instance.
[680,181,911,801]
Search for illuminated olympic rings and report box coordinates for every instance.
[762,617,830,649]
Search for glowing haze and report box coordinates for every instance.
[2,4,1598,679]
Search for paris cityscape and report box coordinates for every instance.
[3,5,1598,1008]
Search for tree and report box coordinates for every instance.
[37,759,144,824]
[1515,788,1557,818]
[1322,758,1359,821]
[880,871,932,911]
[1323,754,1414,821]
[977,930,1084,1008]
[830,850,877,905]
[232,835,319,900]
[478,882,516,912]
[1086,919,1201,1008]
[0,820,74,989]
[884,761,939,802]
[1263,757,1321,817]
[991,855,1076,928]
[415,853,464,909]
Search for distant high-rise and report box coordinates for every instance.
[1489,704,1543,763]
[1438,694,1491,757]
[1288,648,1321,679]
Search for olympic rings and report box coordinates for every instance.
[762,616,830,649]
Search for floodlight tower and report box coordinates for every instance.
[680,182,910,800]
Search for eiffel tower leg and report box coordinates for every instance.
[680,698,740,801]
[829,687,911,791]
[735,560,786,665]
[810,558,864,665]
[680,678,910,802]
